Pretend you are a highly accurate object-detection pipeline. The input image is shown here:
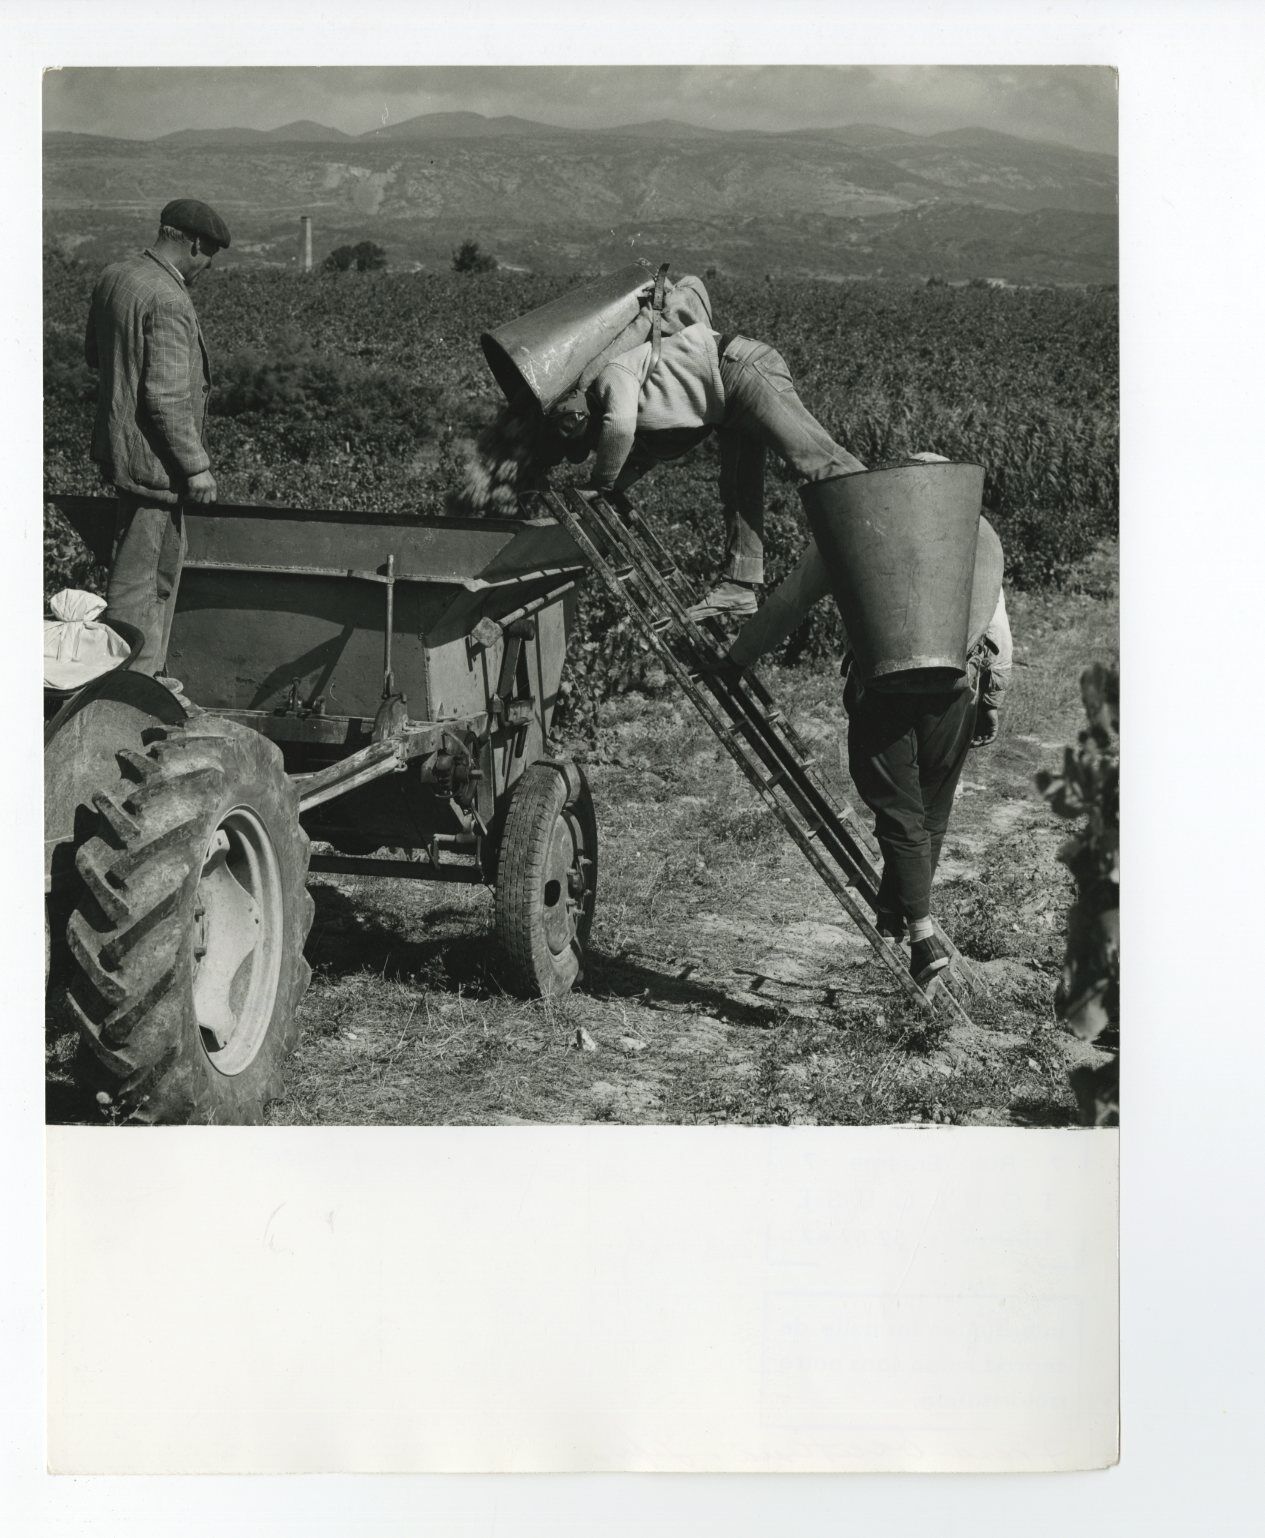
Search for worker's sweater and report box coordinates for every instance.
[589,325,726,489]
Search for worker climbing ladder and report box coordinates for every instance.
[540,485,984,1025]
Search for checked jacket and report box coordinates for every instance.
[85,249,212,503]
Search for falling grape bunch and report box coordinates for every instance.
[447,396,547,518]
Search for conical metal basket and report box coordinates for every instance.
[801,463,985,689]
[480,263,655,413]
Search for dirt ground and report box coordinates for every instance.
[46,548,1118,1128]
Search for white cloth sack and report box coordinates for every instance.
[43,589,130,691]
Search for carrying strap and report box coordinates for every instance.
[649,262,670,374]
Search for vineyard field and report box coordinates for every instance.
[44,254,1118,696]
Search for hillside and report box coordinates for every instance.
[157,120,356,145]
[42,116,1117,282]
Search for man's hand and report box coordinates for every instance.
[185,469,218,505]
[971,704,1000,748]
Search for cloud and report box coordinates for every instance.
[43,65,1117,152]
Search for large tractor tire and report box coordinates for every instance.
[494,761,598,998]
[45,669,187,993]
[65,716,314,1124]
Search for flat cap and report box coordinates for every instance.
[160,198,232,248]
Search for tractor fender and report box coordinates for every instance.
[535,756,584,806]
[44,670,187,894]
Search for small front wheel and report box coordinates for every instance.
[494,762,598,998]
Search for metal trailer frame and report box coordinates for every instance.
[51,495,590,885]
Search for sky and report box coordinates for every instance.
[42,65,1117,154]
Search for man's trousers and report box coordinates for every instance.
[845,678,976,923]
[104,493,187,676]
[716,337,864,585]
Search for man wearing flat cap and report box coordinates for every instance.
[84,198,231,681]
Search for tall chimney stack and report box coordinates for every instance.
[299,215,312,272]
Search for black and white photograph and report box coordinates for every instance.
[12,0,1265,1513]
[41,63,1119,1133]
[12,0,1265,1522]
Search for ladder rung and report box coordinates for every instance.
[752,752,813,786]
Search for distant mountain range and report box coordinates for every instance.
[155,119,357,146]
[42,114,1117,283]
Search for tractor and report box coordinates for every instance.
[44,495,595,1124]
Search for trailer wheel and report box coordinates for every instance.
[65,716,314,1124]
[494,762,598,998]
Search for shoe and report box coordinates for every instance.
[910,935,949,987]
[875,910,906,943]
[686,581,760,622]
